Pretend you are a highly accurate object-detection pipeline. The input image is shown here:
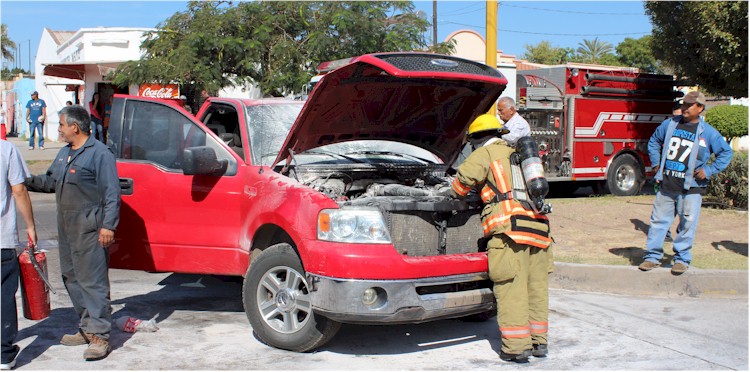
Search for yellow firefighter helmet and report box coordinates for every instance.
[467,114,508,138]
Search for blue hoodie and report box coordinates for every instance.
[648,115,733,190]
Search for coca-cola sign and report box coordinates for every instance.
[139,84,180,98]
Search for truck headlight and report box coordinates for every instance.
[318,208,391,243]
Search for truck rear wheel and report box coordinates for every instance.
[243,243,341,352]
[607,154,644,196]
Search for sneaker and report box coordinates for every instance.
[671,262,689,275]
[83,335,111,361]
[61,330,92,346]
[28,147,33,150]
[0,359,16,370]
[0,345,19,370]
[39,146,45,150]
[532,343,548,357]
[638,260,660,271]
[499,349,532,363]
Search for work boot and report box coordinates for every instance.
[499,349,532,363]
[532,344,548,357]
[671,262,688,275]
[638,260,660,271]
[83,335,111,361]
[60,330,93,346]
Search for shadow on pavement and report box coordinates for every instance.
[609,246,675,267]
[711,241,749,257]
[322,317,501,356]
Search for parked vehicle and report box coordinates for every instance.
[107,53,507,352]
[514,65,679,195]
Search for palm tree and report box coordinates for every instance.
[576,37,613,64]
[2,24,16,62]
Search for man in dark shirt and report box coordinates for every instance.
[640,92,732,275]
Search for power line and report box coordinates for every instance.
[441,2,485,17]
[499,2,645,16]
[444,21,650,37]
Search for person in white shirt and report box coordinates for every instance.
[496,97,531,146]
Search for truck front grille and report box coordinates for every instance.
[385,211,484,256]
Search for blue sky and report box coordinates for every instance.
[1,1,653,74]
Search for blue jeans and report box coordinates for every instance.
[1,249,20,364]
[644,190,702,266]
[91,116,103,142]
[28,121,44,148]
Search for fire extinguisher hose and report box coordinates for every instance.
[28,244,57,294]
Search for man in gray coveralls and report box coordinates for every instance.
[26,105,120,361]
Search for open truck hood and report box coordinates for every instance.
[275,53,507,165]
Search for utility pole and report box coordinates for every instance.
[486,0,497,114]
[432,0,437,47]
[28,40,31,74]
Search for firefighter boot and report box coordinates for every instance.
[499,349,532,363]
[83,335,111,361]
[532,344,548,357]
[60,329,93,346]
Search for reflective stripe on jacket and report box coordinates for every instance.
[451,141,551,248]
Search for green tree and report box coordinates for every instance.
[1,24,16,62]
[705,104,749,144]
[520,41,575,65]
[112,1,451,97]
[596,53,624,67]
[576,37,613,64]
[645,1,748,97]
[616,36,661,73]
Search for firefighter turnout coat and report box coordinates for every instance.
[450,140,551,247]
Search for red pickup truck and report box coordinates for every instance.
[107,53,507,351]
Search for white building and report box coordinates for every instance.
[36,27,155,141]
[445,29,518,101]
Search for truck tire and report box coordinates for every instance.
[243,243,341,352]
[607,154,643,196]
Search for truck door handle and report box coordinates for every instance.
[119,178,134,195]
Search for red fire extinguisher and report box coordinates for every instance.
[18,237,56,320]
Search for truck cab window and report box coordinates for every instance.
[121,100,237,174]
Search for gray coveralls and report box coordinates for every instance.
[27,136,120,338]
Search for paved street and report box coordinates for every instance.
[9,193,749,370]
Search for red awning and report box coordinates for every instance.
[43,64,85,80]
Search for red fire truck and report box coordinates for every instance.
[515,64,680,195]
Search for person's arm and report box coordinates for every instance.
[11,183,36,247]
[25,154,61,193]
[7,146,37,246]
[96,149,121,247]
[697,129,733,180]
[648,120,668,171]
[41,105,47,122]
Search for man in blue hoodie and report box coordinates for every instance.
[639,91,732,275]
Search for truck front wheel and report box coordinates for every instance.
[607,154,644,196]
[243,243,341,352]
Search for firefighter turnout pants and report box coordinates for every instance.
[488,233,552,354]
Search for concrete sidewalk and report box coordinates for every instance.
[5,135,748,299]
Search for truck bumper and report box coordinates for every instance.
[308,272,495,324]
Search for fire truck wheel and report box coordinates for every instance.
[243,243,341,352]
[607,154,644,196]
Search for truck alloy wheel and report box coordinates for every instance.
[243,243,341,352]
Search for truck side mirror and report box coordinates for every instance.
[182,146,228,176]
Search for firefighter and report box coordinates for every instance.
[450,114,552,363]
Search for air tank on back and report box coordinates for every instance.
[516,136,550,213]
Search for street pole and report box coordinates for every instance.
[486,0,497,114]
[28,40,31,74]
[432,0,437,47]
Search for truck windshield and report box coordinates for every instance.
[246,102,303,166]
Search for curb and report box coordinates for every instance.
[552,262,748,298]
